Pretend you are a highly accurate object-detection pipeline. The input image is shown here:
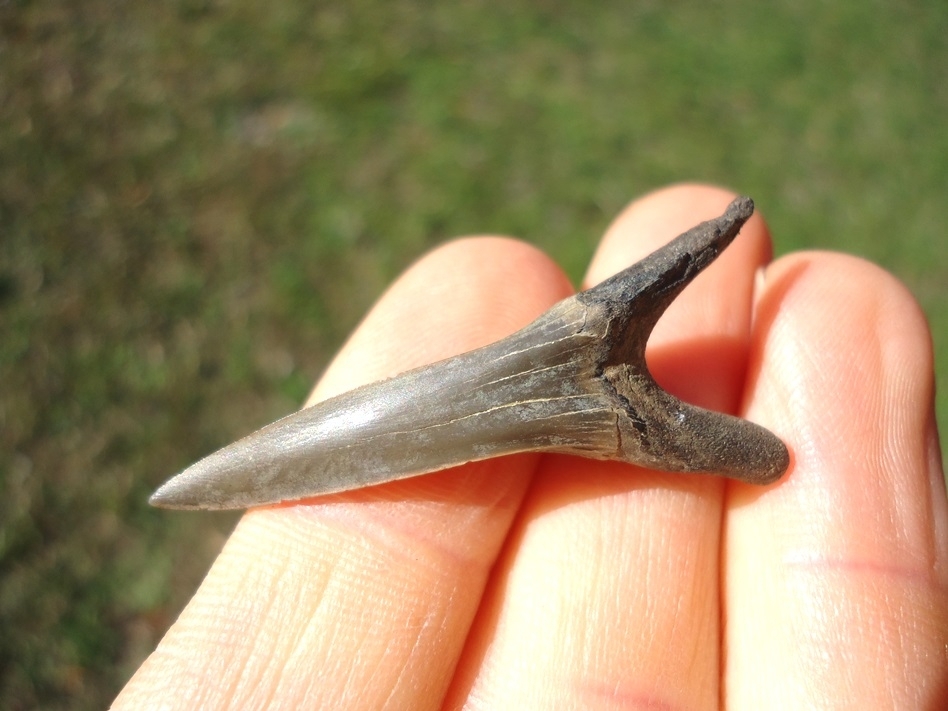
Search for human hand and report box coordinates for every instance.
[114,184,948,710]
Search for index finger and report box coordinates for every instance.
[113,237,573,710]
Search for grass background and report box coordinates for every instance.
[2,1,946,708]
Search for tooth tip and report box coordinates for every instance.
[148,473,207,510]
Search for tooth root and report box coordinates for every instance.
[150,196,790,511]
[603,369,790,484]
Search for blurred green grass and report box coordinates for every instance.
[1,1,946,708]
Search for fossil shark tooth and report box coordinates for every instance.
[150,196,789,511]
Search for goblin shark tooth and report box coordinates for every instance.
[150,196,789,511]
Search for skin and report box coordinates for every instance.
[113,183,948,710]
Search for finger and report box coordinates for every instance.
[446,184,774,710]
[113,238,573,711]
[726,253,948,708]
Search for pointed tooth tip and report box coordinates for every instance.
[148,474,206,510]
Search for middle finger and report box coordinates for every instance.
[445,184,774,710]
